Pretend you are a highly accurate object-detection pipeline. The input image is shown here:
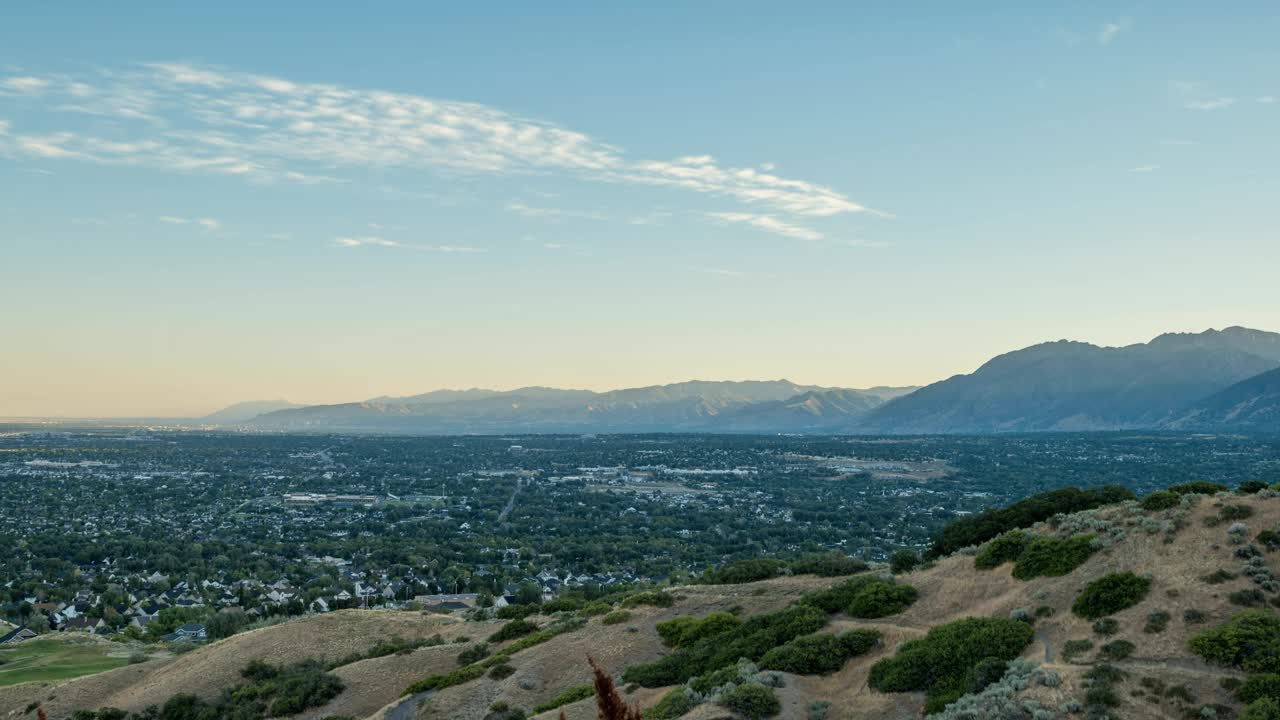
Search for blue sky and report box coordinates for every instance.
[2,2,1278,416]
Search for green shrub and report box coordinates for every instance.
[867,617,1035,713]
[623,603,827,688]
[1011,534,1096,580]
[404,664,486,694]
[1092,618,1120,635]
[539,598,583,613]
[808,701,832,720]
[1144,610,1171,633]
[1240,481,1270,494]
[1202,569,1237,584]
[758,630,881,675]
[1169,481,1229,495]
[800,576,918,618]
[578,601,612,617]
[601,610,632,626]
[889,550,920,574]
[1062,639,1094,662]
[1230,588,1268,607]
[705,558,785,584]
[1071,572,1152,620]
[1098,639,1135,661]
[531,685,594,713]
[1258,530,1280,551]
[495,604,538,620]
[974,530,1030,570]
[1243,698,1280,720]
[657,612,741,648]
[929,486,1133,557]
[489,619,539,643]
[846,581,919,618]
[1140,490,1182,511]
[790,553,869,577]
[140,661,345,720]
[1239,674,1280,704]
[646,687,700,720]
[487,663,515,680]
[1223,504,1256,521]
[1184,609,1208,624]
[719,683,780,719]
[1034,605,1055,618]
[457,643,491,666]
[620,591,674,608]
[1190,611,1280,673]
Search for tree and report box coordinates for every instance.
[889,550,920,574]
[515,582,542,606]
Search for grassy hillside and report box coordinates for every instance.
[4,486,1279,720]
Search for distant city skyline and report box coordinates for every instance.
[2,3,1278,417]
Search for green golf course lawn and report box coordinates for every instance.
[0,637,130,687]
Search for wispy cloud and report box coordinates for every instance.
[696,268,747,278]
[1173,81,1236,111]
[1259,96,1276,104]
[1,76,49,93]
[1154,139,1198,146]
[706,212,824,241]
[506,202,612,221]
[1128,165,1159,173]
[157,215,221,230]
[334,235,484,253]
[1185,97,1235,111]
[0,62,879,222]
[1098,19,1131,45]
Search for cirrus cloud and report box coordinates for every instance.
[0,62,880,227]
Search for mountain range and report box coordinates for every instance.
[212,326,1280,434]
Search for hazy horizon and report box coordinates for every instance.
[3,3,1279,417]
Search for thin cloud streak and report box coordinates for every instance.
[706,212,824,241]
[0,62,879,221]
[333,236,484,253]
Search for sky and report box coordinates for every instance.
[2,2,1278,417]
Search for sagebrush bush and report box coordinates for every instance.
[1072,572,1152,620]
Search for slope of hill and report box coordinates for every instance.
[859,326,1280,434]
[10,487,1278,720]
[1166,366,1280,431]
[246,380,916,433]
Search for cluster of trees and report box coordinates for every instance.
[1190,610,1280,673]
[867,617,1035,713]
[929,485,1133,557]
[623,604,828,687]
[799,576,919,619]
[758,630,881,674]
[974,531,1097,580]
